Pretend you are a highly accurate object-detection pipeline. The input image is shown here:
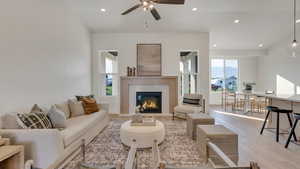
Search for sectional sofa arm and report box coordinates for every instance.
[0,129,64,169]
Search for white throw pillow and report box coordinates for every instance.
[48,106,67,129]
[55,102,71,119]
[68,99,85,117]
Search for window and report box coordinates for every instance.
[99,51,118,96]
[211,59,238,92]
[179,51,198,96]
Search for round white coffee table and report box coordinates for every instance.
[120,120,165,148]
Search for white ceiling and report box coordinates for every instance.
[68,0,300,49]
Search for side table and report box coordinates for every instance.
[0,145,24,169]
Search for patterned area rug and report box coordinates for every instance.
[64,117,207,169]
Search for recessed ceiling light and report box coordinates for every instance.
[234,19,240,23]
[213,44,217,47]
[192,8,198,11]
[100,8,106,12]
[296,19,300,23]
[258,44,264,47]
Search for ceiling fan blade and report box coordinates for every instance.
[154,0,185,4]
[121,4,142,15]
[150,8,161,20]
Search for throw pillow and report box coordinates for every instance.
[30,104,49,114]
[68,99,85,117]
[183,98,201,105]
[48,106,67,128]
[55,102,71,119]
[17,112,53,129]
[31,104,43,113]
[76,95,94,101]
[1,112,22,129]
[79,97,99,114]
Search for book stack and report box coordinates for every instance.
[131,118,156,126]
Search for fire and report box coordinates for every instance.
[142,99,157,109]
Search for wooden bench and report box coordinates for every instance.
[186,113,215,140]
[197,125,238,167]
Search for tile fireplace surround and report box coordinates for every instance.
[120,76,178,114]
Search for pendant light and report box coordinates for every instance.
[292,0,298,48]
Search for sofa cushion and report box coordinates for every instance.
[60,110,107,147]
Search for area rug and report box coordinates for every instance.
[64,117,207,169]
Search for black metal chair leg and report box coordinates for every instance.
[285,119,299,148]
[287,113,298,141]
[276,112,280,142]
[260,110,271,135]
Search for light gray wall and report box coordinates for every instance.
[0,0,92,113]
[257,38,300,94]
[92,33,210,113]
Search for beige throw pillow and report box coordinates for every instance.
[1,112,22,129]
[55,102,71,119]
[68,99,85,117]
[31,104,49,114]
[48,106,67,129]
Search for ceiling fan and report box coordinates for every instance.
[121,0,185,21]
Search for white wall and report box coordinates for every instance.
[0,0,92,113]
[92,33,210,113]
[209,50,267,105]
[257,38,300,94]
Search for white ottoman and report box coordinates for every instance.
[120,120,165,148]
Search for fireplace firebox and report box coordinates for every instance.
[136,92,162,113]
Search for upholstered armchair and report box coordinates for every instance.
[173,94,205,120]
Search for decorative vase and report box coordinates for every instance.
[127,67,130,76]
[132,67,136,76]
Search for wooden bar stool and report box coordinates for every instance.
[285,113,300,148]
[260,106,297,142]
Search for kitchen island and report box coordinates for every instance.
[253,92,300,137]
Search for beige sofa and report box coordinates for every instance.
[0,102,110,169]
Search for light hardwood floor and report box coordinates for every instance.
[209,107,300,169]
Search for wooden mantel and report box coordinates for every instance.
[120,76,178,114]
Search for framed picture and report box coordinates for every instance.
[137,44,162,76]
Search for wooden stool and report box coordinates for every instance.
[186,113,215,140]
[197,125,238,166]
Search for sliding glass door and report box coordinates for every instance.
[211,58,239,92]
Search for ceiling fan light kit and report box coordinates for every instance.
[121,0,185,21]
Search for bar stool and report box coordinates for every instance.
[260,106,297,142]
[285,113,300,148]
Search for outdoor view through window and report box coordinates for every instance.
[211,59,238,92]
[100,51,118,96]
[179,51,198,96]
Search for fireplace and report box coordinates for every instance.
[136,92,162,113]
